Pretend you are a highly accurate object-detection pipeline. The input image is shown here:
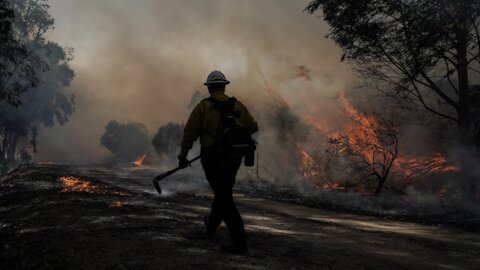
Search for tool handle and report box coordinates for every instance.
[187,155,201,164]
[152,155,201,194]
[153,155,201,180]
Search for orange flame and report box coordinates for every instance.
[132,153,148,166]
[297,147,321,177]
[338,94,383,164]
[60,176,101,193]
[60,176,130,196]
[109,201,122,208]
[303,116,333,135]
[317,182,344,190]
[395,154,460,178]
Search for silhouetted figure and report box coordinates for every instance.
[179,70,258,254]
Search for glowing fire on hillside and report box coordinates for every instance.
[60,176,101,193]
[109,201,122,208]
[60,176,130,196]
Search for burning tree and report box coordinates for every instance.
[327,111,401,195]
[0,0,75,169]
[152,122,184,160]
[306,0,480,202]
[100,121,152,164]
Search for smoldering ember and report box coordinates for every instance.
[1,0,480,269]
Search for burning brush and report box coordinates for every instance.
[60,176,130,196]
[60,176,101,194]
[131,153,148,167]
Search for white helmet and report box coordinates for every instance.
[204,70,230,85]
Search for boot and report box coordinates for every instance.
[204,215,215,237]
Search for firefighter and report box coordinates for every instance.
[178,70,258,254]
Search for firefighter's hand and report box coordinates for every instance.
[178,157,189,169]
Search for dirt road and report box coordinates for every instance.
[1,164,479,269]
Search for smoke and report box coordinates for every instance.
[35,0,354,163]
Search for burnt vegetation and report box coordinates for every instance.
[327,111,401,195]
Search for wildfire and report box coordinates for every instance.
[261,71,461,195]
[60,176,130,196]
[109,201,122,208]
[338,94,384,163]
[298,147,321,177]
[297,92,460,191]
[60,176,101,193]
[303,116,332,135]
[297,94,383,181]
[396,154,460,178]
[131,153,147,166]
[317,182,344,190]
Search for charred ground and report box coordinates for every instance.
[0,164,479,270]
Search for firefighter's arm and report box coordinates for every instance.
[179,104,203,159]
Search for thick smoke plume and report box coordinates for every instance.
[37,0,354,163]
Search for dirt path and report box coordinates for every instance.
[1,165,479,269]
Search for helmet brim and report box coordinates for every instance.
[204,80,230,86]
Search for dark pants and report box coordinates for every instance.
[201,153,246,246]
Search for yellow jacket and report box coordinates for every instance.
[179,91,258,158]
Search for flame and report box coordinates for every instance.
[60,176,101,193]
[317,182,344,190]
[109,201,122,208]
[395,154,460,178]
[338,94,384,164]
[132,153,147,166]
[303,116,333,134]
[297,94,384,182]
[60,176,130,196]
[297,146,321,177]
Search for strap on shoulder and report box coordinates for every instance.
[203,97,236,105]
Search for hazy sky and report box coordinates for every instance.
[37,0,355,163]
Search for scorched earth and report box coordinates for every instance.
[0,164,479,270]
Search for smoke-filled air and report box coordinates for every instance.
[1,1,480,268]
[39,0,352,162]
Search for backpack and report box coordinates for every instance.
[204,97,256,161]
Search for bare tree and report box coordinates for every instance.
[327,112,401,195]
